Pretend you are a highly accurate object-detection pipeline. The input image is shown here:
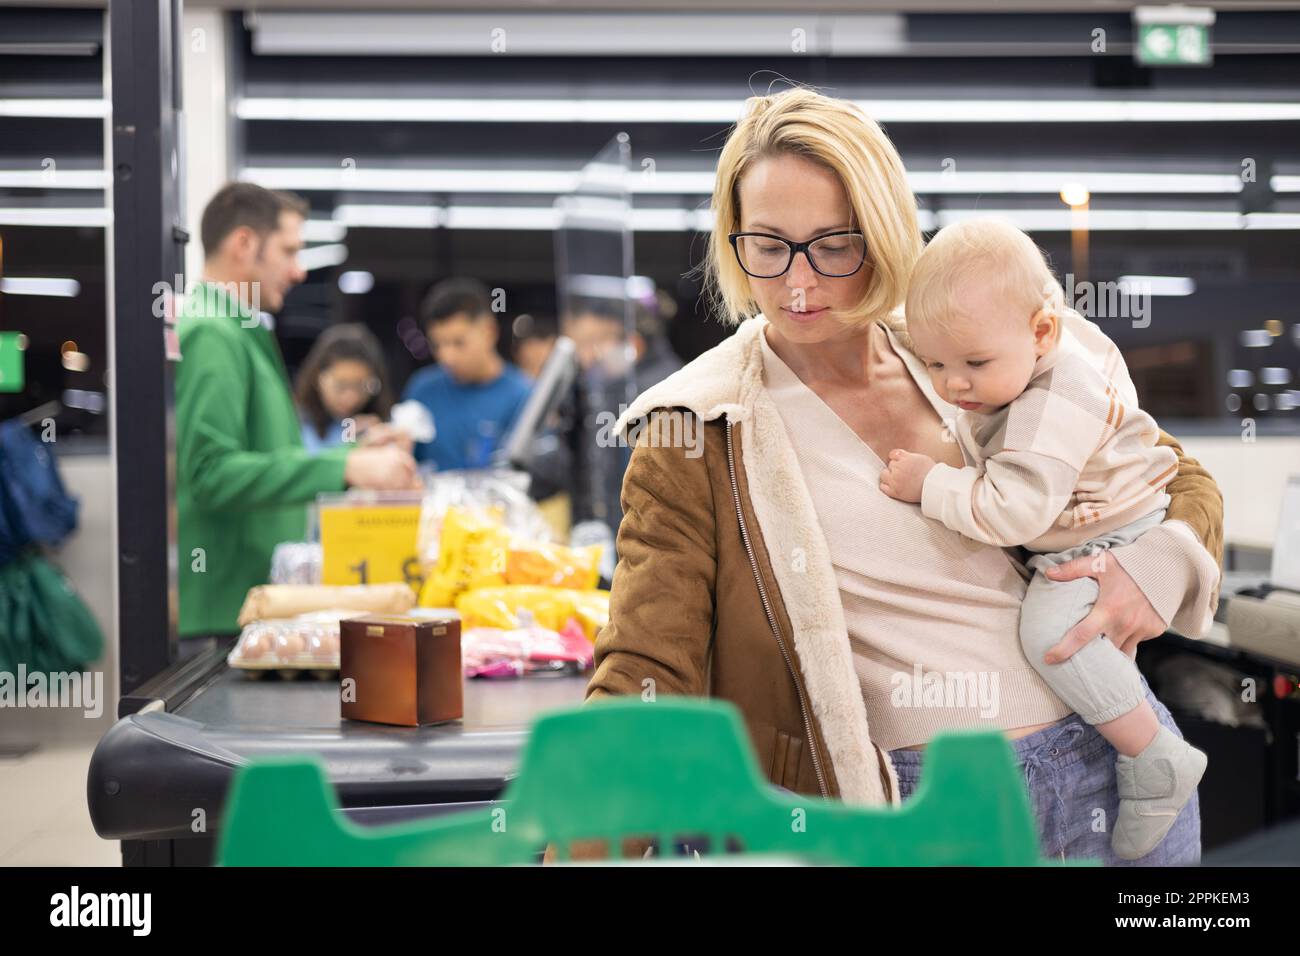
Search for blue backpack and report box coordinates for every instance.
[0,418,79,566]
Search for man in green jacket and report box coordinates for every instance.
[177,183,417,640]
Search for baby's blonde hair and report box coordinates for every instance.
[704,87,923,329]
[905,218,1065,343]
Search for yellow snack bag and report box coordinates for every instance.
[566,589,611,642]
[417,574,460,609]
[454,585,566,632]
[464,526,511,590]
[455,585,611,639]
[418,505,507,607]
[505,542,602,590]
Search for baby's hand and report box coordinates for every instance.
[879,449,936,503]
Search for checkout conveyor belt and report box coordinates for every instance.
[88,645,589,847]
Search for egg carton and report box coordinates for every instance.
[227,611,350,678]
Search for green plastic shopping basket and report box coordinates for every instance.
[217,697,1093,866]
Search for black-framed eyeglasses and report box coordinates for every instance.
[728,230,867,279]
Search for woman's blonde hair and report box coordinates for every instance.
[905,218,1066,342]
[704,87,923,328]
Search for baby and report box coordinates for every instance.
[879,218,1207,861]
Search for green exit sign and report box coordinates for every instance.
[1134,6,1215,66]
[0,331,25,393]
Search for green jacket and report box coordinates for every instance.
[176,283,348,636]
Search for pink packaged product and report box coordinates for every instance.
[461,617,594,678]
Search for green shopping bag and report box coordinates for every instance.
[0,551,103,674]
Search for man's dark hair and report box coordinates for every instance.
[200,182,309,259]
[420,277,494,329]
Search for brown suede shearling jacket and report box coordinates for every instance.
[584,315,1225,808]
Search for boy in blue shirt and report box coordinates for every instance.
[402,278,532,471]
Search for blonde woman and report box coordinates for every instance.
[583,88,1222,865]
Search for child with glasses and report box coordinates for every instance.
[878,218,1208,861]
[294,323,395,452]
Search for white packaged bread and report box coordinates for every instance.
[236,583,415,627]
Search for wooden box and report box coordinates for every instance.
[340,614,462,726]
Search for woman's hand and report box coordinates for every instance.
[879,449,936,503]
[1041,552,1167,663]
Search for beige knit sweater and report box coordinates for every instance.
[921,308,1177,552]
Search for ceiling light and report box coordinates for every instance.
[0,277,81,297]
[1116,275,1195,296]
[297,243,349,271]
[0,209,110,227]
[1060,184,1091,206]
[0,98,107,118]
[235,97,1300,125]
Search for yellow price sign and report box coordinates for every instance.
[319,504,425,591]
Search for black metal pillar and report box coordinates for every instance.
[109,0,186,693]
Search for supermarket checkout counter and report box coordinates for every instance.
[88,624,1299,866]
[87,639,589,866]
[1134,564,1300,851]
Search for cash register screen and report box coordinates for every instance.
[1271,475,1300,592]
